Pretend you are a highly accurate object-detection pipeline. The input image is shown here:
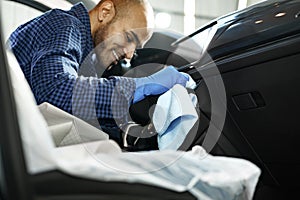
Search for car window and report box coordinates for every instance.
[34,0,72,10]
[1,0,74,42]
[1,1,43,41]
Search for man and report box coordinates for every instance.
[9,0,189,143]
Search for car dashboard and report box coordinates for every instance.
[119,0,300,198]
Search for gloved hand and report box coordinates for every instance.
[133,66,189,103]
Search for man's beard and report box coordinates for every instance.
[93,23,113,72]
[93,22,110,47]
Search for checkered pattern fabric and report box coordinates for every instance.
[9,3,135,123]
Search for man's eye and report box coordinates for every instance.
[125,32,133,43]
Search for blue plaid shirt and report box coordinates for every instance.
[9,3,136,125]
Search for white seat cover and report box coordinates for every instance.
[7,50,261,200]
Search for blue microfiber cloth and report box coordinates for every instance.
[153,84,198,150]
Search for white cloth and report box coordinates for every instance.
[38,103,108,147]
[153,84,198,150]
[7,50,261,200]
[184,73,197,89]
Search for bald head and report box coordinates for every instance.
[88,0,154,69]
[90,0,153,39]
[93,0,154,27]
[96,0,149,19]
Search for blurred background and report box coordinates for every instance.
[1,0,264,41]
[148,0,263,34]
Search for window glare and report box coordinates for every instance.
[35,0,72,10]
[1,1,43,41]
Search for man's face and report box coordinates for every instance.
[93,4,153,70]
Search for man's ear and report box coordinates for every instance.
[97,1,116,24]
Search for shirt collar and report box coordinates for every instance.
[69,3,93,57]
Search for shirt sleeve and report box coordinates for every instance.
[30,25,136,124]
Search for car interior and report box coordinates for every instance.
[130,1,300,198]
[1,0,300,199]
[122,1,300,198]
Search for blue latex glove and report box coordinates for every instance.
[133,66,189,103]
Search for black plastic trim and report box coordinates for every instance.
[32,170,195,200]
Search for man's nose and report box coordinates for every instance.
[124,43,136,59]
